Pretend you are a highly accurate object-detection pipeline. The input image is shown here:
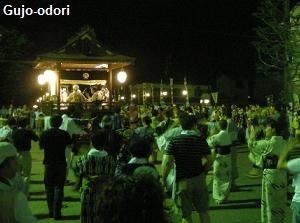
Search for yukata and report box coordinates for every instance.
[207,130,232,203]
[261,168,287,223]
[74,148,116,223]
[287,158,300,223]
[248,136,287,223]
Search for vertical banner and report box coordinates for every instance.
[142,83,146,105]
[151,83,154,104]
[184,77,189,106]
[211,92,218,104]
[55,66,61,111]
[170,78,174,105]
[129,85,133,103]
[137,87,140,104]
[160,79,163,104]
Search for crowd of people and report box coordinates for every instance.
[0,101,300,223]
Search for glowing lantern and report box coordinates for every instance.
[117,71,127,84]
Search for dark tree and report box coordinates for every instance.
[289,4,300,105]
[0,26,37,105]
[253,0,298,103]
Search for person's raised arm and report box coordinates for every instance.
[277,138,300,169]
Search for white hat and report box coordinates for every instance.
[0,142,17,165]
[73,85,79,91]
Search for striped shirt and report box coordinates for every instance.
[166,130,210,181]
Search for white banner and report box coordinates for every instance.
[211,92,218,104]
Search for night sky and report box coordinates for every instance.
[0,0,269,86]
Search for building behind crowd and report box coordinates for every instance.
[130,82,212,105]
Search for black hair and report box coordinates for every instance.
[218,119,228,130]
[224,107,232,118]
[164,109,173,119]
[128,136,152,158]
[249,118,259,126]
[91,130,107,149]
[185,106,193,114]
[0,157,14,171]
[122,117,130,129]
[155,126,164,136]
[197,123,208,139]
[50,115,63,128]
[142,116,152,126]
[198,110,209,120]
[66,104,75,117]
[152,109,158,117]
[179,112,197,130]
[7,117,16,127]
[114,106,121,114]
[17,117,28,128]
[266,119,280,135]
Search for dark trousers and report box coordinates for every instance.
[44,164,66,219]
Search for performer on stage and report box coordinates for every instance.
[101,84,110,102]
[66,85,87,103]
[89,85,110,103]
[90,86,102,102]
[61,88,68,103]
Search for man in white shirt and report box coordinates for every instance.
[0,142,37,223]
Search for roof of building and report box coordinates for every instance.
[35,25,135,71]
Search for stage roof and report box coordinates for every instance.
[35,26,135,71]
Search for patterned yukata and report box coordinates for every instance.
[207,130,232,203]
[287,158,300,223]
[261,169,287,223]
[212,153,232,202]
[73,148,116,223]
[249,135,286,223]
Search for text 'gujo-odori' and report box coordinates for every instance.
[2,4,70,19]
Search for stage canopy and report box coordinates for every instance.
[34,25,135,106]
[35,25,135,71]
